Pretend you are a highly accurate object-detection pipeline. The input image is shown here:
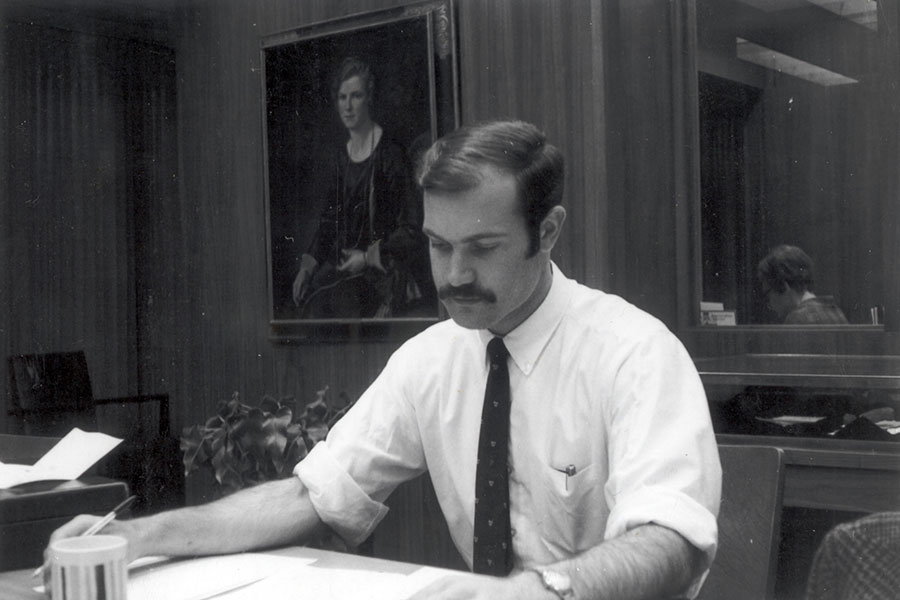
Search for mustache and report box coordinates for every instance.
[438,284,497,303]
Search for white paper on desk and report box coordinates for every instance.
[237,563,452,600]
[128,553,313,600]
[0,427,122,488]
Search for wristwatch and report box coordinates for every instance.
[532,568,575,599]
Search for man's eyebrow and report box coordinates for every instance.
[422,228,507,244]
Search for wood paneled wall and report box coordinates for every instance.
[147,0,618,506]
[0,11,176,406]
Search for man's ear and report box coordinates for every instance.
[539,206,567,253]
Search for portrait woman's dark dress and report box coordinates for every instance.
[299,133,432,318]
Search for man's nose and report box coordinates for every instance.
[445,252,475,287]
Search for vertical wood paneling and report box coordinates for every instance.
[0,20,167,400]
[0,7,8,379]
[605,0,684,327]
[883,0,900,333]
[456,0,607,287]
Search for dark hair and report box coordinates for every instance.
[757,244,814,293]
[416,120,565,256]
[331,57,375,105]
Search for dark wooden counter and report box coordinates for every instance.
[695,353,900,390]
[697,354,900,513]
[716,434,900,512]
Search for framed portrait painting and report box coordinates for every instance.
[260,0,458,341]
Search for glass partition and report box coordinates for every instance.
[696,0,895,326]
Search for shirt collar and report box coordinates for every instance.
[477,262,573,375]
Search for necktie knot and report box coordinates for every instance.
[487,337,508,365]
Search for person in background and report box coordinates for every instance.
[292,56,429,318]
[757,244,849,325]
[51,120,721,600]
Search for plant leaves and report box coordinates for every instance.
[181,388,352,492]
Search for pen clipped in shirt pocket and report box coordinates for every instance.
[545,460,595,500]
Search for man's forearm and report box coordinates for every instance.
[533,524,702,600]
[133,477,324,558]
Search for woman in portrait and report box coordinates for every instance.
[292,56,431,319]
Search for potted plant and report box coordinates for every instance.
[181,386,353,494]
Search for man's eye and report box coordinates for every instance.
[472,244,498,255]
[430,241,450,252]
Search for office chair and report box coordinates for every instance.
[697,444,785,600]
[806,511,900,600]
[5,351,184,513]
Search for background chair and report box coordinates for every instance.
[697,444,785,600]
[806,511,900,600]
[5,351,184,514]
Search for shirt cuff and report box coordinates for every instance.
[605,486,719,599]
[294,442,390,547]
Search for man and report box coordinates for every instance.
[52,121,720,599]
[757,244,849,325]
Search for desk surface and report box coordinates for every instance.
[0,546,452,599]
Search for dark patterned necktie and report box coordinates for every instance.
[473,337,513,575]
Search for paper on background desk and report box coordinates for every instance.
[125,553,450,600]
[0,427,122,488]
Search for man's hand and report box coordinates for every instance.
[337,249,367,274]
[405,571,547,600]
[46,515,144,564]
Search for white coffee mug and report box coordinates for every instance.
[48,535,128,600]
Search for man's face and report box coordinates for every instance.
[337,75,370,131]
[423,167,549,335]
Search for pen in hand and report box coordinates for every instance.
[32,494,137,579]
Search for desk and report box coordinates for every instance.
[0,434,130,572]
[0,546,457,599]
[716,434,900,512]
[699,356,900,600]
[696,355,900,514]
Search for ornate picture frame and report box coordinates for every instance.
[260,0,458,341]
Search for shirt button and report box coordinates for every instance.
[510,528,517,537]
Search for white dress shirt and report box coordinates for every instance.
[295,265,721,576]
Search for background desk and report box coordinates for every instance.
[698,354,900,599]
[716,433,900,513]
[0,434,130,571]
[697,354,900,513]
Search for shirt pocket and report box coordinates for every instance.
[534,458,605,554]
